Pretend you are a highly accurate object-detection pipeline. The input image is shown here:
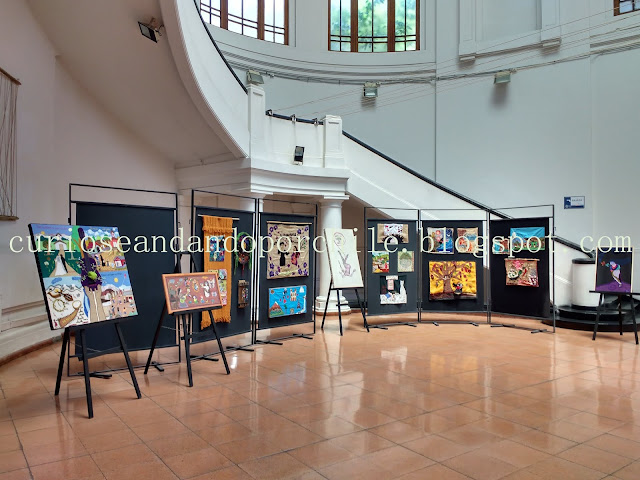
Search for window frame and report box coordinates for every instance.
[614,0,640,15]
[200,0,289,45]
[328,0,420,53]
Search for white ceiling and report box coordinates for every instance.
[27,0,233,166]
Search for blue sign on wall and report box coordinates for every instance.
[564,196,585,209]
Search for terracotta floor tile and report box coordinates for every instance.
[362,445,435,476]
[443,450,521,480]
[102,460,178,480]
[238,452,315,480]
[537,420,604,443]
[130,418,191,442]
[0,469,33,480]
[195,421,254,445]
[522,457,606,480]
[79,427,141,454]
[30,455,101,480]
[614,460,640,480]
[440,424,503,448]
[22,437,87,465]
[188,464,254,480]
[403,434,475,461]
[328,431,394,456]
[289,440,355,469]
[511,429,577,454]
[319,456,396,480]
[558,444,632,474]
[395,463,472,480]
[369,420,426,444]
[216,434,282,463]
[91,444,159,473]
[147,431,212,458]
[586,433,640,459]
[0,423,16,438]
[163,446,232,478]
[0,450,27,474]
[477,439,551,468]
[303,416,361,438]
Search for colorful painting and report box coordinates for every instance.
[29,224,138,330]
[372,252,390,273]
[162,272,222,315]
[595,249,633,293]
[429,261,477,300]
[397,250,414,273]
[492,237,511,255]
[209,269,228,306]
[268,285,307,318]
[235,231,253,274]
[380,275,407,305]
[505,258,539,287]
[510,227,546,252]
[238,280,250,308]
[324,228,364,289]
[208,235,225,262]
[266,223,310,280]
[456,228,479,254]
[428,227,454,254]
[377,223,409,244]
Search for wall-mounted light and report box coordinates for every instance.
[290,114,296,123]
[266,109,273,116]
[363,82,379,98]
[138,18,163,42]
[312,118,319,126]
[247,70,264,85]
[494,71,512,85]
[294,146,304,165]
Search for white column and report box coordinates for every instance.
[315,195,351,314]
[247,85,267,163]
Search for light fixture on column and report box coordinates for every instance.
[312,118,319,126]
[247,70,264,85]
[494,71,512,85]
[294,146,304,165]
[138,18,163,42]
[363,82,379,98]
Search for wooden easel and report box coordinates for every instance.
[144,251,231,386]
[320,280,369,336]
[591,291,638,344]
[55,320,141,419]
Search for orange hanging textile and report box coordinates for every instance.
[201,215,233,327]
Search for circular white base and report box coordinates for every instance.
[314,295,351,315]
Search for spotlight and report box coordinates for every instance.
[494,71,511,84]
[139,18,163,42]
[290,114,296,123]
[312,118,319,126]
[363,82,379,98]
[266,109,273,116]
[294,146,304,165]
[247,70,264,85]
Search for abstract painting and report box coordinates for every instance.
[268,285,307,318]
[595,249,633,293]
[380,275,407,305]
[505,258,539,287]
[429,261,477,300]
[29,224,138,330]
[377,223,409,244]
[208,235,225,262]
[427,227,454,254]
[372,251,390,273]
[397,250,415,273]
[510,227,546,252]
[456,228,479,254]
[267,223,310,280]
[324,228,364,289]
[162,272,222,315]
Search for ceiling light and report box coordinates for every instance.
[494,71,511,84]
[139,18,163,42]
[363,82,379,98]
[247,70,264,85]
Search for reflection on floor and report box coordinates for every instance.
[1,314,640,480]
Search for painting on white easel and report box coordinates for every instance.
[324,228,364,289]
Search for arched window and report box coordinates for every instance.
[329,0,419,52]
[200,0,288,44]
[615,0,640,15]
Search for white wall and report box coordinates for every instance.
[203,0,640,252]
[0,1,176,335]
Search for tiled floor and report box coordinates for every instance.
[1,315,640,480]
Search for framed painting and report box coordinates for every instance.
[266,223,310,280]
[427,227,454,254]
[324,228,364,289]
[372,251,390,273]
[162,271,222,315]
[377,223,409,244]
[429,261,477,300]
[595,249,633,293]
[268,285,307,318]
[505,258,539,287]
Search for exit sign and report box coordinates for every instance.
[564,196,585,209]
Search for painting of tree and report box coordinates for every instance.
[429,261,477,300]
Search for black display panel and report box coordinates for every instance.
[489,217,551,318]
[366,219,418,315]
[258,213,315,330]
[191,207,254,342]
[75,202,177,354]
[421,220,486,312]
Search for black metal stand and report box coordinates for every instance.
[591,291,638,344]
[320,280,369,336]
[56,321,141,419]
